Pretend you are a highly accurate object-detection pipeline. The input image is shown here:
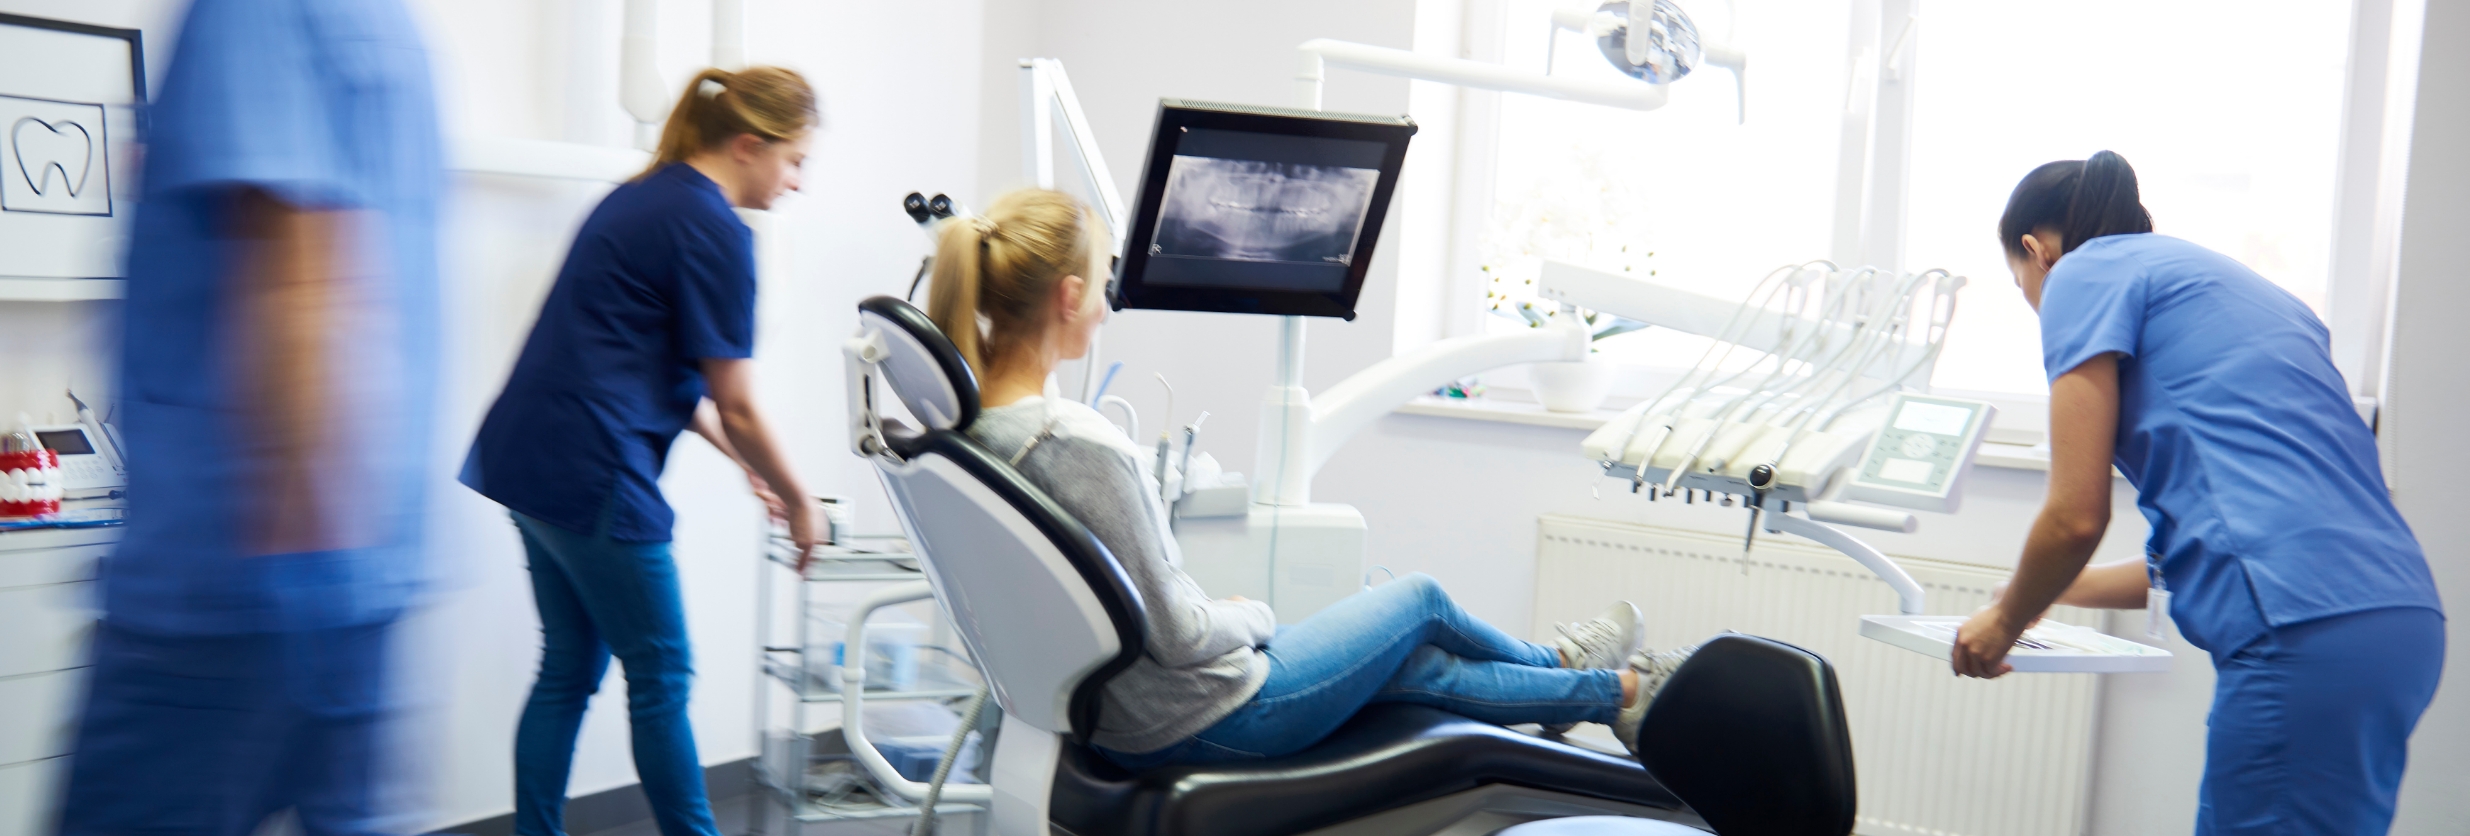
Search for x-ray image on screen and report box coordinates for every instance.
[1151,157,1380,270]
[1113,101,1414,316]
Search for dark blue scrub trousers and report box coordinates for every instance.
[59,620,393,836]
[511,512,716,836]
[2198,606,2444,835]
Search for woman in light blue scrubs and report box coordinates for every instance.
[1952,151,2445,834]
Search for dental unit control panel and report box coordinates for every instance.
[1846,394,1992,513]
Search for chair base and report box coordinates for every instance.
[1299,785,1706,836]
[1048,704,1684,836]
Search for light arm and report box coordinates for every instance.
[1300,39,1670,111]
[1301,324,1589,478]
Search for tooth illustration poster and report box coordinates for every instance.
[0,12,142,292]
[0,95,111,216]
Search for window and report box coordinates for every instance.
[1464,0,2362,402]
[1907,1,2355,395]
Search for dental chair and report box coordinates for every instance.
[844,296,1859,836]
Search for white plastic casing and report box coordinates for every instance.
[1842,393,1995,513]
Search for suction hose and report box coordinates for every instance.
[910,686,992,836]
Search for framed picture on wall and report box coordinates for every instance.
[0,13,143,301]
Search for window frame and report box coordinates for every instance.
[1420,0,2423,443]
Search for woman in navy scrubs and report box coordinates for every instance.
[461,66,819,836]
[1953,151,2445,834]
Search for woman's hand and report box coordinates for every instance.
[746,470,788,521]
[1952,604,2025,678]
[786,494,822,573]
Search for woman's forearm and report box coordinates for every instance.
[691,399,755,469]
[1999,507,2107,629]
[714,402,802,501]
[2056,558,2150,609]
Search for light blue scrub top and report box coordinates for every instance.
[110,0,442,635]
[2039,234,2441,656]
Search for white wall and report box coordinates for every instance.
[2380,1,2470,830]
[0,0,986,829]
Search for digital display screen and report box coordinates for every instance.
[37,428,93,455]
[1892,401,1975,436]
[1142,129,1388,293]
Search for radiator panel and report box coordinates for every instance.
[1533,514,2100,836]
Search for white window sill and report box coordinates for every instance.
[1394,395,2060,472]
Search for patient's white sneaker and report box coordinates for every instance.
[1555,602,1645,670]
[1545,602,1645,735]
[1613,645,1696,757]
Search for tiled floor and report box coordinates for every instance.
[575,794,983,836]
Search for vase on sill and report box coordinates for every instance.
[1530,359,1613,413]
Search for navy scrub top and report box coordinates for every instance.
[2038,234,2442,656]
[462,163,756,542]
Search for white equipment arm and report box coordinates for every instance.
[1539,260,1935,373]
[1021,59,1130,245]
[841,581,996,805]
[1304,324,1590,477]
[1762,510,1925,615]
[1299,39,1670,112]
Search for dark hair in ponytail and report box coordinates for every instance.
[1998,150,2154,258]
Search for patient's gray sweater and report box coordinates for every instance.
[969,397,1277,753]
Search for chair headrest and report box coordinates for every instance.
[1636,633,1856,835]
[859,296,980,433]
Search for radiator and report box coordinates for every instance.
[1533,514,2102,836]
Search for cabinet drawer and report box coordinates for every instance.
[0,670,81,766]
[0,583,93,678]
[0,758,65,836]
[0,544,104,591]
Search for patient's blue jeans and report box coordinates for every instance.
[511,512,717,836]
[1103,572,1623,769]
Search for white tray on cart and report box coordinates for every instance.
[1861,614,2172,673]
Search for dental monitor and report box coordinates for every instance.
[1111,100,1415,320]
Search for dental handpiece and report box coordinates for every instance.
[1175,412,1210,498]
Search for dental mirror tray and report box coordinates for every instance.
[1860,614,2172,673]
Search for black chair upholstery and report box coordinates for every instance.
[1049,704,1681,836]
[1636,635,1858,836]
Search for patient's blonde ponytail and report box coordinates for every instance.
[636,66,819,181]
[927,190,1106,377]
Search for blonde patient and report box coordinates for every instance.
[929,188,1697,769]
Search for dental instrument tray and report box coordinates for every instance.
[1859,614,2172,673]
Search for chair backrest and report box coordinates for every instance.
[1635,634,1858,835]
[854,296,1147,740]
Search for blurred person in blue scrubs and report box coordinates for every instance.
[459,66,818,836]
[1952,152,2444,834]
[57,0,441,834]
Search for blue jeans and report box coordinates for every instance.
[60,621,392,836]
[1103,573,1623,769]
[512,512,717,836]
[2197,606,2444,835]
